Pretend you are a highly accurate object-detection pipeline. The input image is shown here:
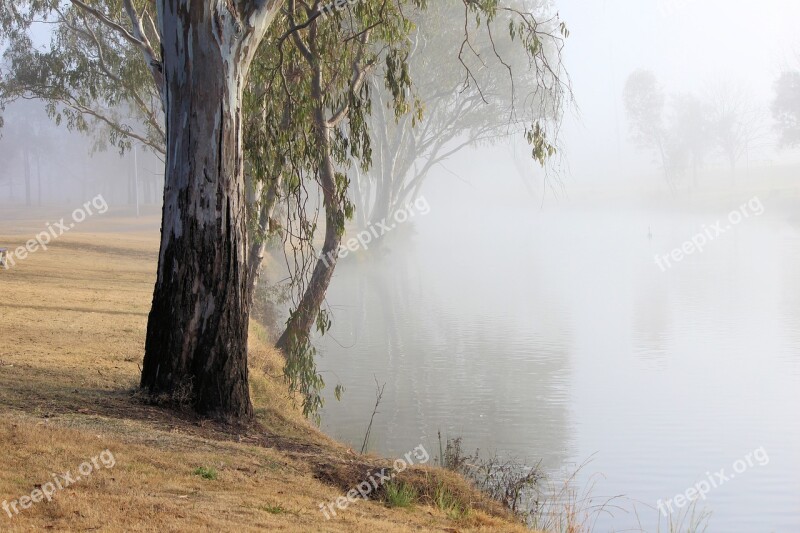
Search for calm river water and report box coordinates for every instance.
[315,201,800,531]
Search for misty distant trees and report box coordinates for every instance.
[0,98,164,209]
[671,93,713,185]
[623,69,767,188]
[772,70,800,148]
[352,0,567,229]
[622,70,674,189]
[0,100,58,205]
[706,81,767,178]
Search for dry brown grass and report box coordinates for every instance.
[0,210,530,532]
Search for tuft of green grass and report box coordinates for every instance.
[385,481,417,508]
[260,504,288,515]
[433,483,469,519]
[192,466,218,480]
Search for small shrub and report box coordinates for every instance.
[260,504,287,514]
[192,466,218,480]
[438,434,544,516]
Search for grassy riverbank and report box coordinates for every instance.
[0,210,530,532]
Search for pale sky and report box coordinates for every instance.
[554,0,800,183]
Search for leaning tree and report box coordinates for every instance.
[244,0,425,417]
[274,0,570,393]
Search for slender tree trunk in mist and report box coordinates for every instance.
[23,146,31,207]
[370,156,393,227]
[36,152,42,206]
[140,0,279,420]
[246,175,282,305]
[276,74,344,353]
[246,104,292,307]
[128,158,134,206]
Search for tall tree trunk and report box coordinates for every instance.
[276,65,344,353]
[140,0,278,420]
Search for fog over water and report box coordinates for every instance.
[316,188,800,529]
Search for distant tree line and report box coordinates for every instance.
[623,69,771,190]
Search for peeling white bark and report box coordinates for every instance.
[141,0,284,418]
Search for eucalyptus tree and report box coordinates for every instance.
[1,0,570,421]
[263,0,569,417]
[2,0,282,419]
[0,102,34,205]
[269,3,381,365]
[281,0,570,335]
[243,0,422,416]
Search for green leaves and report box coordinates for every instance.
[283,331,326,424]
[526,121,557,165]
